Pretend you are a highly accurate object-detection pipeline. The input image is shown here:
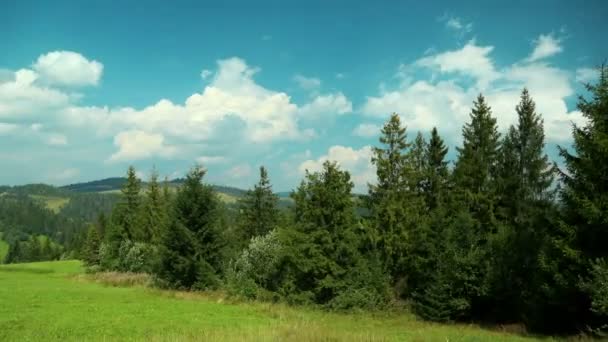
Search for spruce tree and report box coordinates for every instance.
[83,225,101,266]
[492,89,555,323]
[139,168,166,244]
[540,65,608,332]
[369,113,411,278]
[121,166,142,240]
[238,166,279,241]
[171,165,223,289]
[453,94,501,232]
[425,127,449,210]
[285,161,387,308]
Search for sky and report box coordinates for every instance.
[1,0,607,192]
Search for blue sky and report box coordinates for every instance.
[1,0,607,191]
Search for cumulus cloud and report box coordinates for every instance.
[363,37,584,145]
[525,34,562,62]
[352,123,381,138]
[0,123,19,135]
[298,92,353,119]
[293,74,321,90]
[299,145,375,192]
[33,51,103,86]
[416,39,499,88]
[109,130,177,162]
[0,69,71,118]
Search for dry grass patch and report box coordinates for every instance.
[76,271,152,287]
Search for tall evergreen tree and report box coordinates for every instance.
[117,166,142,240]
[83,225,101,266]
[540,65,608,332]
[139,167,166,244]
[284,161,388,308]
[238,166,279,241]
[369,113,411,278]
[491,89,555,323]
[453,94,501,231]
[169,165,223,289]
[424,127,449,210]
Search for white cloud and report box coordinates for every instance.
[200,69,213,80]
[438,14,473,37]
[46,134,68,146]
[298,92,352,119]
[30,123,43,131]
[416,39,499,88]
[299,145,375,193]
[33,51,103,86]
[0,69,71,118]
[228,163,252,178]
[352,123,380,138]
[363,38,585,145]
[196,155,228,165]
[335,73,345,79]
[293,74,321,90]
[525,34,562,62]
[109,130,176,162]
[576,67,599,83]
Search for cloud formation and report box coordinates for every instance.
[33,51,103,86]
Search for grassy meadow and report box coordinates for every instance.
[0,260,558,342]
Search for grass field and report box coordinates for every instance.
[0,261,557,341]
[29,194,70,213]
[0,233,8,262]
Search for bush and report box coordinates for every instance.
[118,240,159,273]
[226,230,282,299]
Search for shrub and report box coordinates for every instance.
[226,230,282,299]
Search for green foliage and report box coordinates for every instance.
[156,165,223,290]
[83,225,101,266]
[238,166,279,242]
[226,230,283,300]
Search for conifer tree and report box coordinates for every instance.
[83,225,101,266]
[453,94,501,231]
[369,113,411,278]
[540,65,608,332]
[139,168,165,244]
[425,127,449,210]
[120,166,142,240]
[285,161,387,308]
[160,166,224,288]
[238,166,279,241]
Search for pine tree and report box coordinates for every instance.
[453,94,501,232]
[83,225,101,266]
[120,166,142,240]
[369,113,411,278]
[408,132,428,197]
[285,161,387,308]
[425,127,449,210]
[157,217,198,289]
[238,166,279,241]
[139,167,166,244]
[491,89,556,322]
[540,65,608,332]
[160,166,224,288]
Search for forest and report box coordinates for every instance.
[2,66,607,337]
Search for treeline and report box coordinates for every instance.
[83,67,608,335]
[4,235,63,263]
[0,193,87,262]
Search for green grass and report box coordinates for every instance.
[0,233,8,262]
[0,261,557,341]
[29,195,70,213]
